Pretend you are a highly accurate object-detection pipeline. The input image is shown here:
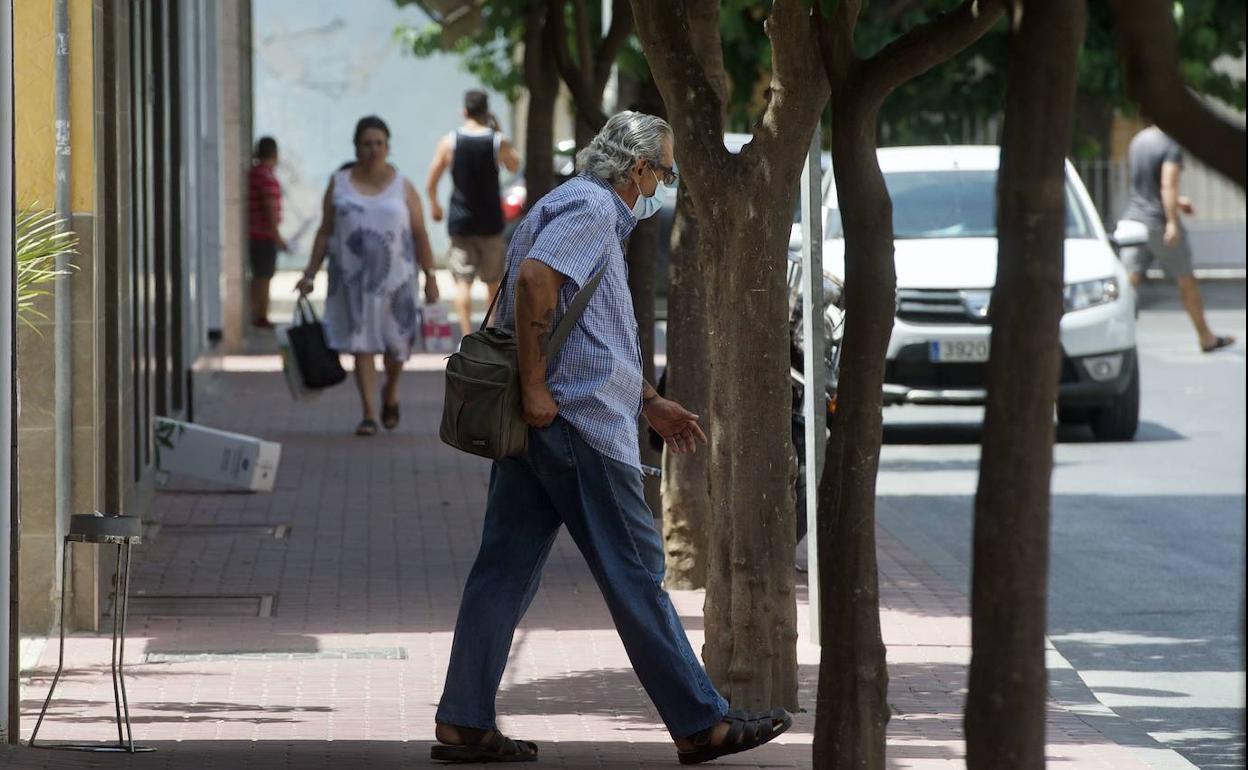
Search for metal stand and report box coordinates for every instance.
[28,514,154,753]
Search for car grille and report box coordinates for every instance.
[896,289,991,325]
[886,344,1083,390]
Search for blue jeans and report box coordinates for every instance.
[436,418,729,738]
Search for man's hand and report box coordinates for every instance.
[1178,195,1195,216]
[430,201,445,223]
[522,383,558,428]
[295,275,314,295]
[644,396,708,455]
[277,236,289,253]
[1164,220,1181,246]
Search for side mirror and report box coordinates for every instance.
[1111,219,1150,249]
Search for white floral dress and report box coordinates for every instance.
[323,166,421,360]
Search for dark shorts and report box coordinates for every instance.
[249,238,278,279]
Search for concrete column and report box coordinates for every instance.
[216,1,252,353]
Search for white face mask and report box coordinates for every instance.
[632,167,673,220]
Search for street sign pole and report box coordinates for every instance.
[800,124,826,644]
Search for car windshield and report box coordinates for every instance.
[824,168,1096,240]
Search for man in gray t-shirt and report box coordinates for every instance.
[1118,125,1234,353]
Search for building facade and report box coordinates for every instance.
[9,0,253,645]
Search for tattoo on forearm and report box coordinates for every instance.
[530,308,554,360]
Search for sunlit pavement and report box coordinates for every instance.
[8,282,1233,769]
[877,280,1247,769]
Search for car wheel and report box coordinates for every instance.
[1088,356,1140,441]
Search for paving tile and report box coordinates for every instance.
[13,350,1156,769]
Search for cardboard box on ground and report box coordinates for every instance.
[154,417,282,492]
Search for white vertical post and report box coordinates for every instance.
[0,0,14,742]
[199,1,222,342]
[800,124,826,644]
[601,0,617,114]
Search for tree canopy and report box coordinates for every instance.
[866,0,1245,156]
[395,1,530,101]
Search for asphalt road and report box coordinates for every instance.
[874,279,1247,769]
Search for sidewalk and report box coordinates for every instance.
[9,333,1178,768]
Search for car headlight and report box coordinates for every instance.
[1063,278,1119,312]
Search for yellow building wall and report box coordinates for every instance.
[14,0,95,212]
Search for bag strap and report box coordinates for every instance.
[480,256,609,357]
[546,265,607,358]
[296,294,319,325]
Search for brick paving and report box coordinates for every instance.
[9,344,1162,769]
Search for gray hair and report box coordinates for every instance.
[576,111,673,187]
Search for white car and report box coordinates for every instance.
[818,145,1142,441]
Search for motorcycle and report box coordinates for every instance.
[787,251,844,544]
[650,251,844,546]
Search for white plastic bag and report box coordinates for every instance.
[421,303,456,353]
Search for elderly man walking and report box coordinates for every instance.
[432,112,792,765]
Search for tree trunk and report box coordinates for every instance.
[633,0,827,713]
[523,1,560,206]
[812,97,893,770]
[662,185,711,589]
[699,194,801,709]
[655,0,726,592]
[628,214,662,514]
[1073,87,1115,159]
[574,111,597,154]
[965,2,1085,767]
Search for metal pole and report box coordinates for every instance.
[52,0,74,634]
[115,544,133,749]
[28,541,71,747]
[800,124,826,644]
[108,545,123,745]
[1,0,15,743]
[601,0,617,114]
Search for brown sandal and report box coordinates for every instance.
[677,708,792,765]
[431,725,537,764]
[381,402,400,430]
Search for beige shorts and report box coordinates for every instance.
[448,234,506,285]
[1118,221,1194,278]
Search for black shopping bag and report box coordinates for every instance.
[286,295,347,390]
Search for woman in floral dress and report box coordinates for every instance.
[298,116,440,435]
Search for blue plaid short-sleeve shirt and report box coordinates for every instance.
[493,174,643,468]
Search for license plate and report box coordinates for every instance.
[930,339,990,363]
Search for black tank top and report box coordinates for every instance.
[448,129,504,237]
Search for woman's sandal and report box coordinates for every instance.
[430,727,538,764]
[1201,336,1235,353]
[381,402,400,430]
[355,419,379,437]
[677,708,793,765]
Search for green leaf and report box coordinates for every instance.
[15,206,77,326]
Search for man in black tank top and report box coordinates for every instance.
[427,90,521,338]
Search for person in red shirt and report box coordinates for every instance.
[248,136,287,327]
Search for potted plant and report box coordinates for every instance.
[15,207,76,328]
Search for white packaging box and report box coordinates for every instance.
[154,417,282,492]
